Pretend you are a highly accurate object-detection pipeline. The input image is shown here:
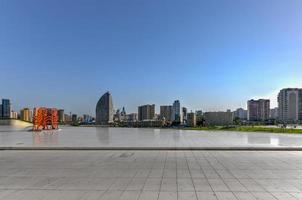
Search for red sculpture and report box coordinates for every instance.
[33,107,58,131]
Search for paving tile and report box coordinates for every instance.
[179,192,198,200]
[251,192,278,200]
[215,192,238,200]
[233,192,256,200]
[158,191,177,200]
[208,179,230,192]
[138,191,159,200]
[271,192,297,200]
[120,191,141,200]
[196,192,218,200]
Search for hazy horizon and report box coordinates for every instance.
[1,0,302,115]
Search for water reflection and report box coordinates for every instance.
[247,135,280,146]
[2,125,302,148]
[32,131,58,145]
[95,127,110,144]
[278,137,302,146]
[247,135,271,144]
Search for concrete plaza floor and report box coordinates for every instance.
[1,150,302,199]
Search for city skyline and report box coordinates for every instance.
[1,0,302,115]
[0,87,294,116]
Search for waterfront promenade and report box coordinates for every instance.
[2,126,302,199]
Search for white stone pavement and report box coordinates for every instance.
[2,126,302,148]
[1,150,302,200]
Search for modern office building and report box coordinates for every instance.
[233,108,247,120]
[57,109,65,123]
[186,112,196,127]
[95,92,114,125]
[1,99,11,119]
[278,88,302,123]
[172,100,181,122]
[138,104,155,121]
[160,105,173,121]
[20,108,31,122]
[247,99,270,121]
[204,111,233,126]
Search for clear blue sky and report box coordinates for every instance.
[1,0,302,115]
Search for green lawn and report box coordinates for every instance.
[186,126,302,134]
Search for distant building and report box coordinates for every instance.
[1,99,11,119]
[120,107,126,121]
[233,108,247,120]
[204,111,233,126]
[270,107,279,119]
[196,110,203,116]
[96,92,114,125]
[10,111,18,119]
[114,107,127,122]
[160,105,173,121]
[57,109,65,123]
[83,114,93,123]
[64,114,72,123]
[247,99,270,121]
[138,104,155,121]
[172,100,181,122]
[186,112,196,127]
[126,113,138,122]
[278,88,302,123]
[20,108,31,122]
[195,110,203,125]
[182,107,187,124]
[71,114,77,123]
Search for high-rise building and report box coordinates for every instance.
[172,100,181,122]
[160,105,173,121]
[186,112,196,127]
[233,108,247,120]
[247,99,270,121]
[95,92,114,125]
[138,104,155,121]
[0,105,2,118]
[20,108,31,122]
[278,88,302,123]
[57,109,65,123]
[1,99,11,119]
